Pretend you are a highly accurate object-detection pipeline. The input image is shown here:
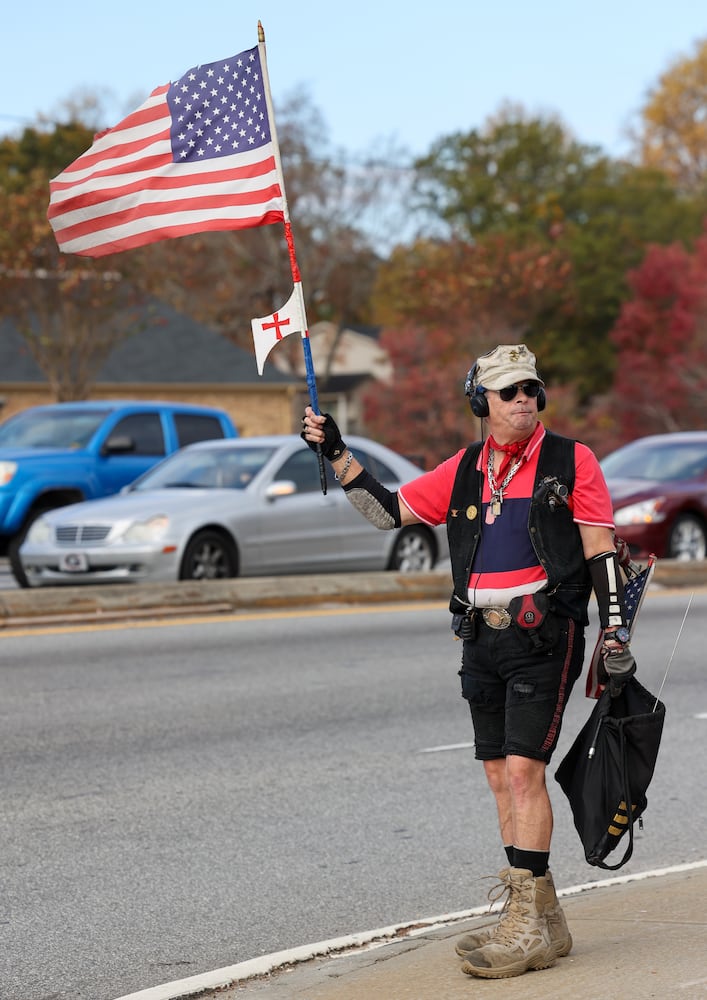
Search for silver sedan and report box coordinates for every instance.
[19,435,448,586]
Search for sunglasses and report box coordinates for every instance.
[496,382,542,402]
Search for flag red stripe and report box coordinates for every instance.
[86,210,285,258]
[55,92,171,178]
[54,183,284,243]
[54,134,172,183]
[48,153,172,208]
[49,154,280,214]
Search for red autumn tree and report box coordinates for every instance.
[609,230,707,441]
[364,235,575,468]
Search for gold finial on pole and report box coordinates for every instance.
[258,21,265,43]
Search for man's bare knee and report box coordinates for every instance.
[506,755,547,796]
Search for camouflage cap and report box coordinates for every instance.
[474,344,543,390]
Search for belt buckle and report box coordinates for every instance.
[482,607,512,630]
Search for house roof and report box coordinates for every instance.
[0,302,299,386]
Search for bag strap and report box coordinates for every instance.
[593,720,635,871]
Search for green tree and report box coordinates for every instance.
[408,108,707,397]
[546,159,706,397]
[412,105,604,241]
[0,120,96,193]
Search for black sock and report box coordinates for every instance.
[504,845,514,866]
[513,848,549,878]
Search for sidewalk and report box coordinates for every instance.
[119,862,707,1000]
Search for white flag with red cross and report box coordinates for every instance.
[251,284,304,375]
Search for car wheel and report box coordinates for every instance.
[8,503,57,588]
[388,526,436,572]
[667,514,707,561]
[179,530,238,580]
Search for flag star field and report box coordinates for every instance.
[168,48,271,162]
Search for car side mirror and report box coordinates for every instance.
[102,434,135,455]
[265,480,297,501]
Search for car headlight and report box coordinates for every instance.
[121,515,170,543]
[26,517,52,543]
[0,461,17,486]
[613,498,667,526]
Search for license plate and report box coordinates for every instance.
[59,552,89,573]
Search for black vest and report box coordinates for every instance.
[446,430,592,624]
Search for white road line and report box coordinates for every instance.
[417,741,475,753]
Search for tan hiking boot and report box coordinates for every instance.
[456,868,573,961]
[460,868,556,979]
[454,868,511,958]
[544,868,572,959]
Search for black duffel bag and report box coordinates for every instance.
[555,677,666,870]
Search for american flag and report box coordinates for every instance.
[48,45,284,257]
[586,555,656,699]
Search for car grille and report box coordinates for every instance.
[56,525,112,545]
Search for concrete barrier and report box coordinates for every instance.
[0,570,455,627]
[1,560,706,629]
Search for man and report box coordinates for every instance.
[301,344,636,980]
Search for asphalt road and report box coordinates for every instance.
[0,593,704,1000]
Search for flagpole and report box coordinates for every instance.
[257,21,327,494]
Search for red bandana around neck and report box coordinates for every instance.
[488,433,533,480]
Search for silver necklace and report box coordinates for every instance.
[486,448,523,524]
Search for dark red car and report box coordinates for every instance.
[600,431,707,561]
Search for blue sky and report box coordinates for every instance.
[4,1,706,162]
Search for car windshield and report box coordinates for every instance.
[601,441,707,482]
[132,445,278,490]
[0,409,108,449]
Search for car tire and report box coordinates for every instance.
[179,530,238,580]
[388,526,436,573]
[667,514,707,561]
[8,503,58,588]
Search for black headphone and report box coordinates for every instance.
[464,361,546,417]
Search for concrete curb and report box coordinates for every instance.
[110,860,707,1000]
[1,561,706,628]
[0,570,454,627]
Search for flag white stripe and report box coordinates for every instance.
[50,172,279,231]
[50,140,276,204]
[51,138,173,192]
[83,91,169,152]
[86,114,170,158]
[57,197,285,254]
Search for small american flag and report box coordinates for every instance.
[48,45,284,257]
[586,555,656,699]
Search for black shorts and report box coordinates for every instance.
[459,613,585,763]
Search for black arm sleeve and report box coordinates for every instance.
[341,468,402,529]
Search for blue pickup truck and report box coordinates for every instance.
[0,400,238,586]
